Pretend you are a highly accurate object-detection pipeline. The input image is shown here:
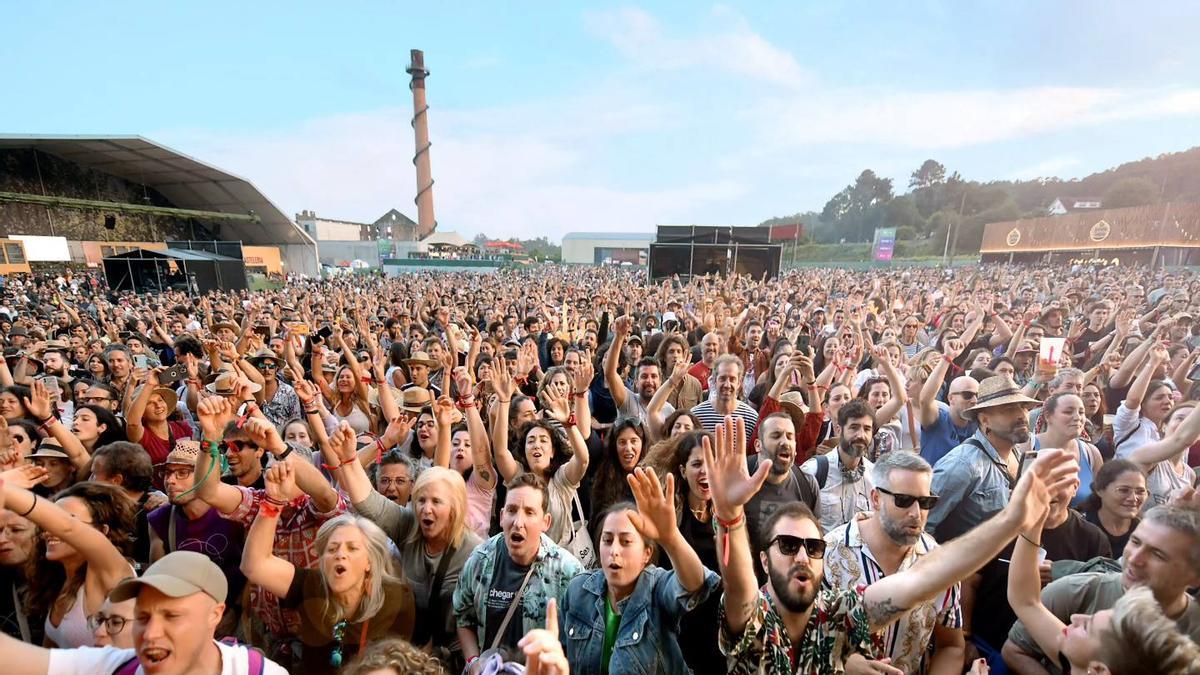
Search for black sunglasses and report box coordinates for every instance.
[768,534,826,559]
[877,487,940,510]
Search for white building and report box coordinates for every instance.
[562,231,655,265]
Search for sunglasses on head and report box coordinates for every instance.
[877,487,939,510]
[768,534,826,559]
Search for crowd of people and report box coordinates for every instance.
[0,262,1196,674]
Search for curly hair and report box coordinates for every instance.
[513,419,574,481]
[342,637,447,675]
[24,482,136,623]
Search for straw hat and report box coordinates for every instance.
[210,321,240,335]
[163,439,201,467]
[964,376,1041,420]
[776,390,810,433]
[246,348,283,368]
[27,439,70,461]
[134,385,179,411]
[404,351,439,368]
[400,386,435,413]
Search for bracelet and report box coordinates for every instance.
[278,447,293,461]
[564,414,577,428]
[714,511,746,568]
[497,398,511,404]
[201,438,221,455]
[303,407,319,415]
[259,501,282,518]
[17,494,37,518]
[320,460,346,471]
[36,414,54,426]
[1019,532,1042,548]
[375,438,386,465]
[263,495,287,507]
[38,417,57,432]
[573,390,588,398]
[463,655,480,675]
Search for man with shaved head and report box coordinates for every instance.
[917,338,980,466]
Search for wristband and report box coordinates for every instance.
[278,447,293,461]
[463,655,480,675]
[259,501,282,518]
[1019,532,1041,548]
[320,460,346,471]
[573,390,588,398]
[17,494,37,518]
[263,495,287,507]
[303,407,319,415]
[564,414,577,428]
[714,512,746,568]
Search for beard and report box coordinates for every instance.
[879,510,922,547]
[993,424,1031,445]
[839,436,867,459]
[767,560,820,613]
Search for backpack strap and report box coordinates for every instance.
[167,505,177,554]
[815,454,829,489]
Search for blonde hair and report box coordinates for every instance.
[342,637,446,675]
[1096,586,1200,674]
[314,515,402,623]
[408,467,469,549]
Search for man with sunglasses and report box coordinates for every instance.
[706,414,1079,675]
[822,451,965,675]
[246,349,299,430]
[917,338,979,466]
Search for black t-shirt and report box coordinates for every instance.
[744,456,820,554]
[1083,509,1138,558]
[484,545,533,651]
[0,570,26,642]
[972,511,1112,650]
[221,472,267,491]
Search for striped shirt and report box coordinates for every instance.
[690,399,759,442]
[822,518,962,675]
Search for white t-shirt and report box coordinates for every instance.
[47,641,288,675]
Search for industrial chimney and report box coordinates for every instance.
[406,49,437,239]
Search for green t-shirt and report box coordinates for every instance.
[601,596,621,675]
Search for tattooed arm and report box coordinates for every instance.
[862,448,1078,632]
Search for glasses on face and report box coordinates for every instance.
[87,612,130,636]
[160,467,194,482]
[378,476,409,488]
[256,362,277,371]
[877,487,940,510]
[768,534,826,559]
[224,440,260,454]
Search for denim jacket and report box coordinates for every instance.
[926,430,1014,542]
[453,533,583,648]
[560,564,720,675]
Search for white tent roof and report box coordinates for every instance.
[421,231,471,247]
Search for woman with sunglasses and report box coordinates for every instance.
[560,467,719,675]
[86,594,134,649]
[2,481,135,648]
[241,461,414,675]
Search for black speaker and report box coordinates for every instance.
[104,214,116,230]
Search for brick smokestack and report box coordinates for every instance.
[406,49,437,238]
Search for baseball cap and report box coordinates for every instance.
[110,550,228,604]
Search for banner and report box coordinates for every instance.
[872,228,897,262]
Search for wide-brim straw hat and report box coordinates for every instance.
[246,348,284,368]
[777,390,810,432]
[134,385,180,412]
[964,376,1041,419]
[205,371,262,396]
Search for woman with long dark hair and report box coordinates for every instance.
[5,481,135,648]
[1080,381,1114,459]
[588,417,647,521]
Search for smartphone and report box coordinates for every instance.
[1017,450,1039,480]
[1188,361,1200,382]
[134,354,149,369]
[158,363,188,386]
[40,376,61,401]
[796,334,811,356]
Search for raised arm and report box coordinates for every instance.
[1130,402,1200,471]
[1110,321,1163,389]
[872,345,908,426]
[193,397,250,514]
[1123,344,1166,413]
[2,481,131,590]
[604,315,632,409]
[647,359,687,442]
[628,467,706,593]
[239,462,298,599]
[1006,507,1067,665]
[919,339,962,427]
[863,448,1077,632]
[23,380,90,473]
[334,329,371,401]
[432,396,456,468]
[543,387,590,485]
[453,367,496,490]
[123,367,155,442]
[704,416,773,637]
[490,357,522,482]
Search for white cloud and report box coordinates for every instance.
[585,6,811,89]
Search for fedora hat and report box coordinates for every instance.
[400,386,435,413]
[27,439,70,461]
[210,321,240,335]
[964,376,1040,419]
[404,351,439,368]
[205,371,262,396]
[776,390,810,432]
[246,348,283,368]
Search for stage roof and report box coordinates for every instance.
[0,134,314,247]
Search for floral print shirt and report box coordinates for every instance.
[719,586,882,675]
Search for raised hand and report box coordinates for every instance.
[0,464,49,490]
[518,598,569,675]
[1008,447,1079,535]
[573,359,595,394]
[433,395,457,428]
[613,314,633,338]
[196,396,236,439]
[702,416,770,520]
[626,468,677,543]
[492,356,517,401]
[240,418,287,455]
[941,337,965,360]
[293,378,318,406]
[22,379,53,420]
[381,415,415,449]
[264,461,300,503]
[452,367,473,399]
[541,387,570,424]
[329,421,358,465]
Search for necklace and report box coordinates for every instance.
[688,498,710,522]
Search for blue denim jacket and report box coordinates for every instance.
[560,564,720,675]
[926,430,1013,542]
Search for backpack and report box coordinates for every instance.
[814,454,830,489]
[113,637,265,675]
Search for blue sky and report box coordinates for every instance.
[3,1,1200,241]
